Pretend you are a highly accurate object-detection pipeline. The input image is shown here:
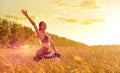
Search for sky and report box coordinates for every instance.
[0,0,120,46]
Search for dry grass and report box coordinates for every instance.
[0,45,120,73]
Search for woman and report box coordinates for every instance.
[21,10,60,61]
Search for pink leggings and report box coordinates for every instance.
[33,47,60,61]
[35,47,49,58]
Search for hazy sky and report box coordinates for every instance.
[0,0,120,45]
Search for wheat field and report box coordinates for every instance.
[0,45,120,73]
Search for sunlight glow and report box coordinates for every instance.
[85,14,120,45]
[1,0,120,45]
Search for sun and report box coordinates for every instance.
[101,14,120,45]
[77,12,120,46]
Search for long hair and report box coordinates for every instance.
[39,21,44,31]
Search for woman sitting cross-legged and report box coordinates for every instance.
[21,10,60,61]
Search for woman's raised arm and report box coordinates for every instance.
[21,9,44,40]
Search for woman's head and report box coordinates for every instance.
[39,21,47,31]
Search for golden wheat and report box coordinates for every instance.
[0,45,120,73]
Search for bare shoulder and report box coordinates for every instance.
[45,32,51,38]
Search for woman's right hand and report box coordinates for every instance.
[21,9,28,16]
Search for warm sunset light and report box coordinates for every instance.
[1,1,120,73]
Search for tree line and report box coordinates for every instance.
[0,18,39,48]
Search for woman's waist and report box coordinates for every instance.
[42,43,50,48]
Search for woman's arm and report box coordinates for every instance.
[21,10,44,40]
[48,35,57,52]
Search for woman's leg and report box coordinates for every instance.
[33,47,48,61]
